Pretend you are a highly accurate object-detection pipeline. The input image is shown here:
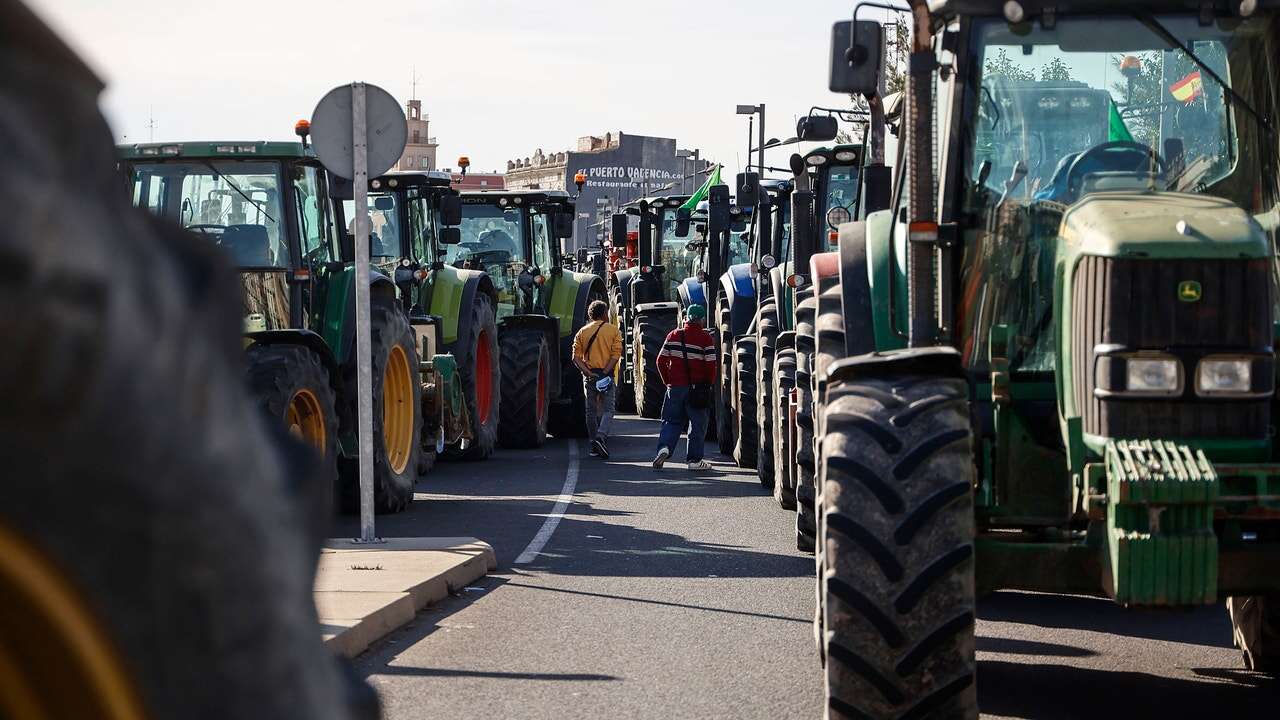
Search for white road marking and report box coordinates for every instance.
[513,441,579,564]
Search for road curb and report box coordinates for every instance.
[316,537,496,658]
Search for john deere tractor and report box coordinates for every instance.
[811,3,1280,717]
[122,139,468,513]
[458,190,607,441]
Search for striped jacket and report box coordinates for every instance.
[656,322,717,386]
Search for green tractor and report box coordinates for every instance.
[122,140,467,513]
[812,2,1280,717]
[458,189,607,441]
[356,170,493,463]
[607,196,692,418]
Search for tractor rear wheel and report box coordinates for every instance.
[820,374,977,720]
[634,312,670,419]
[449,295,499,460]
[497,328,550,449]
[339,301,422,514]
[244,343,339,481]
[755,304,779,486]
[734,336,759,471]
[772,347,797,510]
[794,296,818,552]
[612,292,636,414]
[1229,595,1280,675]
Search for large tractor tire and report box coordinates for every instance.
[497,328,550,448]
[612,291,636,414]
[755,304,779,486]
[339,300,422,514]
[812,282,847,509]
[772,347,797,510]
[794,296,818,552]
[819,375,977,720]
[245,343,339,483]
[734,336,759,470]
[1229,595,1280,675]
[633,312,671,419]
[449,296,500,459]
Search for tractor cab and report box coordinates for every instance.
[802,143,867,252]
[121,141,338,332]
[458,190,575,319]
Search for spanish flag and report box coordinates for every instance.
[1170,70,1203,104]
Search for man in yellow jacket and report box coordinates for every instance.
[572,300,622,458]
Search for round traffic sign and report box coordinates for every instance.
[310,83,407,180]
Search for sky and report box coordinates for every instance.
[30,0,866,179]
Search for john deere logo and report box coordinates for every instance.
[1178,280,1202,303]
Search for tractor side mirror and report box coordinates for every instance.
[796,115,839,142]
[829,20,883,96]
[553,211,574,239]
[610,213,628,246]
[735,172,759,209]
[440,194,462,226]
[440,227,461,245]
[675,207,691,238]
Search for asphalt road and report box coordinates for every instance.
[336,413,1279,719]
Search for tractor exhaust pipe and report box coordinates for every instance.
[906,0,937,348]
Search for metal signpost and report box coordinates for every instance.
[310,82,407,542]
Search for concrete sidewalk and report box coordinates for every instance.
[316,537,496,658]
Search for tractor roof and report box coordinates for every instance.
[370,170,453,189]
[930,0,1279,17]
[118,141,311,160]
[460,189,572,207]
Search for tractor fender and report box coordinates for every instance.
[836,221,877,357]
[614,267,639,312]
[245,329,341,391]
[678,276,707,309]
[823,346,966,391]
[498,314,563,402]
[431,266,495,356]
[768,264,791,331]
[858,208,908,353]
[324,266,405,366]
[718,264,757,338]
[635,301,680,315]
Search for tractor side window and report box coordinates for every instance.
[531,212,554,271]
[408,189,437,263]
[294,165,333,265]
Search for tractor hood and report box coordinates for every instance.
[1059,191,1270,260]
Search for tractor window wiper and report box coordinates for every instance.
[201,160,277,223]
[1135,14,1273,137]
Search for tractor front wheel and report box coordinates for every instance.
[633,312,671,419]
[734,336,759,471]
[339,300,422,514]
[772,347,796,509]
[1229,595,1280,675]
[820,374,977,720]
[244,343,339,480]
[497,328,550,448]
[449,295,499,460]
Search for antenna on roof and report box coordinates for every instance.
[147,105,157,142]
[410,65,420,101]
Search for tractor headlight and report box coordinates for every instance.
[1197,357,1251,395]
[1126,358,1182,394]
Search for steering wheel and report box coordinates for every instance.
[185,223,227,236]
[1065,141,1165,201]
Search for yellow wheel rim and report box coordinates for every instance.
[285,389,327,453]
[383,344,414,474]
[0,525,146,720]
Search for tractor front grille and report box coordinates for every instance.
[1072,256,1272,439]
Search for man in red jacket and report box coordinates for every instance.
[653,304,716,470]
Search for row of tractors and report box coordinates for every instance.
[120,139,606,515]
[589,2,1280,718]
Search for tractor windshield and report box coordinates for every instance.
[454,204,527,267]
[660,210,700,284]
[957,11,1280,373]
[822,165,860,239]
[130,160,288,267]
[343,195,401,262]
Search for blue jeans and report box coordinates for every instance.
[656,385,708,463]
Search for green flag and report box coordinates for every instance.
[679,165,723,211]
[1108,101,1133,142]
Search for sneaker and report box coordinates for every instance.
[591,437,609,459]
[652,447,670,469]
[687,460,712,471]
[588,444,600,457]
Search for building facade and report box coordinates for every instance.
[397,99,438,171]
[504,131,706,250]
